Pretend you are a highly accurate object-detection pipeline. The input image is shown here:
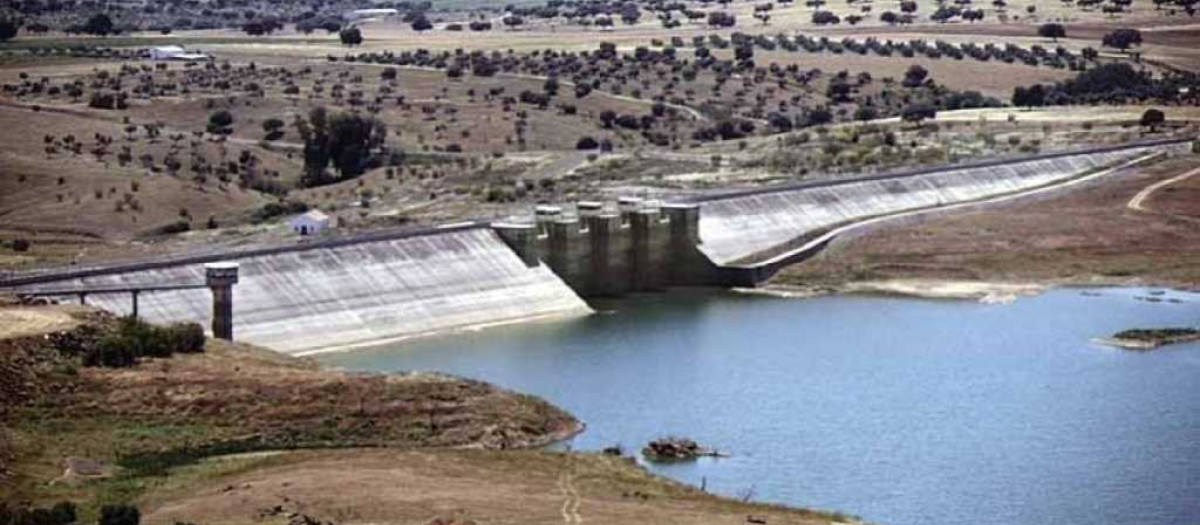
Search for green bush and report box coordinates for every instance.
[252,200,308,223]
[84,318,206,368]
[99,504,140,525]
[158,219,191,235]
[0,501,77,525]
[166,322,206,353]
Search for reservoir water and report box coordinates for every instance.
[318,287,1200,525]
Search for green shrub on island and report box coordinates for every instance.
[1113,328,1199,342]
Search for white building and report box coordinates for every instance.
[289,210,332,236]
[149,46,211,61]
[344,8,399,21]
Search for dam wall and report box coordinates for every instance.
[695,141,1185,271]
[3,139,1190,353]
[7,226,591,355]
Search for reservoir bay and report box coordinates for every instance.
[319,287,1200,525]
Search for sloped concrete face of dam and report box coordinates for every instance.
[16,228,591,355]
[696,146,1162,266]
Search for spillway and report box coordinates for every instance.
[12,227,592,355]
[696,144,1172,266]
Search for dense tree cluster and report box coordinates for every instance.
[6,0,433,35]
[49,317,206,368]
[295,106,388,187]
[1012,63,1199,106]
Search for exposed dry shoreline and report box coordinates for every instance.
[742,279,1049,303]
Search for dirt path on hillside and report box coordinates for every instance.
[1127,166,1200,215]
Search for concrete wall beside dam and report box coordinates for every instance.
[9,227,591,355]
[695,144,1171,268]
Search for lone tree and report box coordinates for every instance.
[340,26,363,46]
[80,13,115,36]
[1140,108,1165,132]
[411,13,433,31]
[207,110,234,135]
[901,64,930,88]
[1038,23,1066,42]
[502,15,524,29]
[0,17,18,42]
[1102,28,1142,52]
[261,118,285,140]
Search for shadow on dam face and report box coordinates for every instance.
[2,138,1193,354]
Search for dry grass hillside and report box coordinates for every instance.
[0,303,578,514]
[140,449,852,525]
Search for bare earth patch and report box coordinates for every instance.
[142,448,849,525]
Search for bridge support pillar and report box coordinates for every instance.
[205,262,239,341]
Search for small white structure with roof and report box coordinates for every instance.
[289,210,332,236]
[344,8,399,21]
[149,45,211,61]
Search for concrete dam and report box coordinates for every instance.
[2,138,1191,354]
[694,140,1189,278]
[4,226,592,354]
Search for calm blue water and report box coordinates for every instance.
[319,287,1200,525]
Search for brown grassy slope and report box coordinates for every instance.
[141,448,848,525]
[772,155,1200,288]
[0,305,579,506]
[0,104,272,241]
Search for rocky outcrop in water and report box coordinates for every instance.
[1102,327,1200,350]
[642,437,721,461]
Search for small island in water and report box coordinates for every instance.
[1099,328,1200,350]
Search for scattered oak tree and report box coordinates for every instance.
[1140,108,1165,131]
[1102,28,1142,52]
[1038,23,1066,42]
[340,26,363,46]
